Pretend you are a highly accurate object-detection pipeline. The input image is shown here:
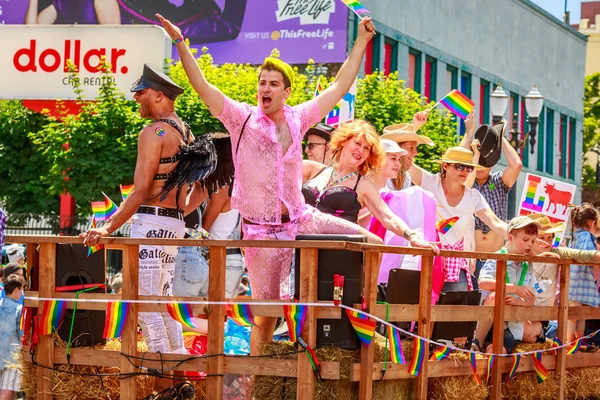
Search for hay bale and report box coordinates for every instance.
[428,353,488,400]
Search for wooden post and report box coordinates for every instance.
[414,255,433,400]
[489,260,507,400]
[37,243,56,400]
[358,251,380,400]
[207,246,226,400]
[120,244,139,400]
[297,248,318,400]
[556,262,571,400]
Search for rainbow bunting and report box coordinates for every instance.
[19,307,26,332]
[507,354,520,386]
[103,301,130,339]
[533,352,548,383]
[551,337,562,355]
[283,304,307,343]
[430,345,451,361]
[407,337,426,376]
[439,89,475,120]
[87,217,104,257]
[226,303,256,327]
[486,355,495,384]
[314,77,324,98]
[120,184,134,201]
[166,302,197,328]
[91,192,119,222]
[388,326,405,364]
[469,352,482,385]
[345,309,376,346]
[185,227,214,240]
[37,300,67,336]
[341,0,370,16]
[566,338,582,354]
[436,216,459,235]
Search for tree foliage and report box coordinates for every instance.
[582,73,600,189]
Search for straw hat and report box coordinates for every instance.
[527,213,566,234]
[380,123,434,147]
[433,147,485,169]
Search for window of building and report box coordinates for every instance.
[559,114,568,178]
[545,109,554,175]
[408,49,422,92]
[479,80,490,125]
[459,72,472,134]
[446,66,458,93]
[383,38,397,77]
[569,118,576,180]
[424,57,437,102]
[537,106,545,172]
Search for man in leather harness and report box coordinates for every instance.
[81,64,204,395]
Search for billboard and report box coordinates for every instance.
[0,0,349,65]
[0,25,172,100]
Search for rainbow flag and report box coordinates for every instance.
[430,345,451,361]
[91,192,119,222]
[436,216,459,235]
[19,307,26,333]
[533,352,548,383]
[166,302,197,328]
[103,301,130,339]
[507,354,520,387]
[38,300,67,336]
[283,304,307,343]
[345,309,376,346]
[469,352,482,384]
[439,89,475,120]
[388,326,405,364]
[486,355,495,384]
[407,337,426,376]
[551,337,562,355]
[314,77,324,98]
[120,184,134,201]
[566,338,582,354]
[325,103,341,126]
[185,227,214,240]
[341,0,369,15]
[87,217,104,257]
[226,303,256,327]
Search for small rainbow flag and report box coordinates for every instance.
[314,77,325,98]
[166,302,197,328]
[325,103,341,126]
[566,338,582,354]
[430,345,451,361]
[551,337,562,355]
[120,184,134,201]
[388,326,405,364]
[19,307,26,333]
[533,352,548,383]
[91,192,119,222]
[103,301,130,339]
[436,216,459,235]
[226,303,256,327]
[87,217,104,257]
[341,0,369,16]
[283,304,307,343]
[507,354,520,387]
[486,355,495,384]
[38,300,67,336]
[186,227,214,240]
[439,89,475,120]
[407,337,426,376]
[469,352,482,385]
[345,309,376,346]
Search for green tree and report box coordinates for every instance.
[582,73,600,188]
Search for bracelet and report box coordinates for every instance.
[403,229,416,240]
[173,37,184,44]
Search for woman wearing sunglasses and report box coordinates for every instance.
[409,146,508,291]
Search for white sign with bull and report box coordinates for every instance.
[517,173,577,247]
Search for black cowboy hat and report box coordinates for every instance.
[131,64,184,101]
[474,120,507,168]
[304,123,335,142]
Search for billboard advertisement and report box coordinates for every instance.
[0,0,349,65]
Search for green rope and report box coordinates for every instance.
[66,286,100,363]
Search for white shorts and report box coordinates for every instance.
[0,368,21,392]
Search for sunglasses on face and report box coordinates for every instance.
[305,142,327,151]
[452,163,475,173]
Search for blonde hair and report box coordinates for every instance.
[329,120,385,176]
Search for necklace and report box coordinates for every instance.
[327,169,358,189]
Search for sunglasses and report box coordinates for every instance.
[596,236,600,246]
[305,142,327,151]
[452,163,475,173]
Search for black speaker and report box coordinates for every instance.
[294,234,366,350]
[55,244,106,347]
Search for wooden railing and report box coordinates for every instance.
[7,235,600,400]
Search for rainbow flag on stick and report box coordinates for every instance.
[103,301,130,339]
[388,326,405,364]
[430,345,451,361]
[166,302,197,328]
[436,216,459,235]
[437,89,475,120]
[87,217,104,257]
[91,192,119,222]
[407,337,426,376]
[283,304,307,343]
[313,77,324,98]
[533,352,548,383]
[226,304,256,327]
[37,300,67,336]
[120,184,134,201]
[341,0,369,16]
[345,309,376,346]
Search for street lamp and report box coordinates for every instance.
[490,83,544,154]
[591,147,600,184]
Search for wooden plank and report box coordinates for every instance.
[120,244,139,400]
[414,255,433,400]
[489,260,507,400]
[556,262,570,400]
[297,248,318,400]
[224,357,340,379]
[207,246,226,400]
[358,252,379,400]
[37,243,55,400]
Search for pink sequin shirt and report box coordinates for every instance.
[216,96,321,225]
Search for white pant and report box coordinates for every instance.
[131,211,186,354]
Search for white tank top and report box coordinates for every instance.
[208,209,241,240]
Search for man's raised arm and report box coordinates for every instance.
[157,14,225,116]
[316,17,376,119]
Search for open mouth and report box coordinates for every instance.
[352,153,362,161]
[262,96,272,108]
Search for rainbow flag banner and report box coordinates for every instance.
[407,337,426,376]
[533,352,548,383]
[283,304,307,343]
[341,0,369,16]
[91,192,119,222]
[38,300,67,336]
[226,304,257,327]
[87,217,104,257]
[185,227,214,240]
[120,184,134,201]
[551,337,562,355]
[166,302,197,328]
[436,216,459,235]
[566,338,582,354]
[430,345,451,361]
[469,352,482,384]
[388,326,405,364]
[103,301,130,339]
[486,355,495,384]
[345,309,376,346]
[439,89,475,120]
[507,354,521,386]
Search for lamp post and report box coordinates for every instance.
[591,147,600,184]
[490,83,544,155]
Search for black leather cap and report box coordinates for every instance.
[304,123,335,142]
[131,64,184,101]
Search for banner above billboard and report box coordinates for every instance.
[0,0,349,65]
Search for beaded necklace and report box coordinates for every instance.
[316,169,359,202]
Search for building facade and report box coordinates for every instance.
[347,0,587,216]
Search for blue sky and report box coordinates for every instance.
[530,0,582,23]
